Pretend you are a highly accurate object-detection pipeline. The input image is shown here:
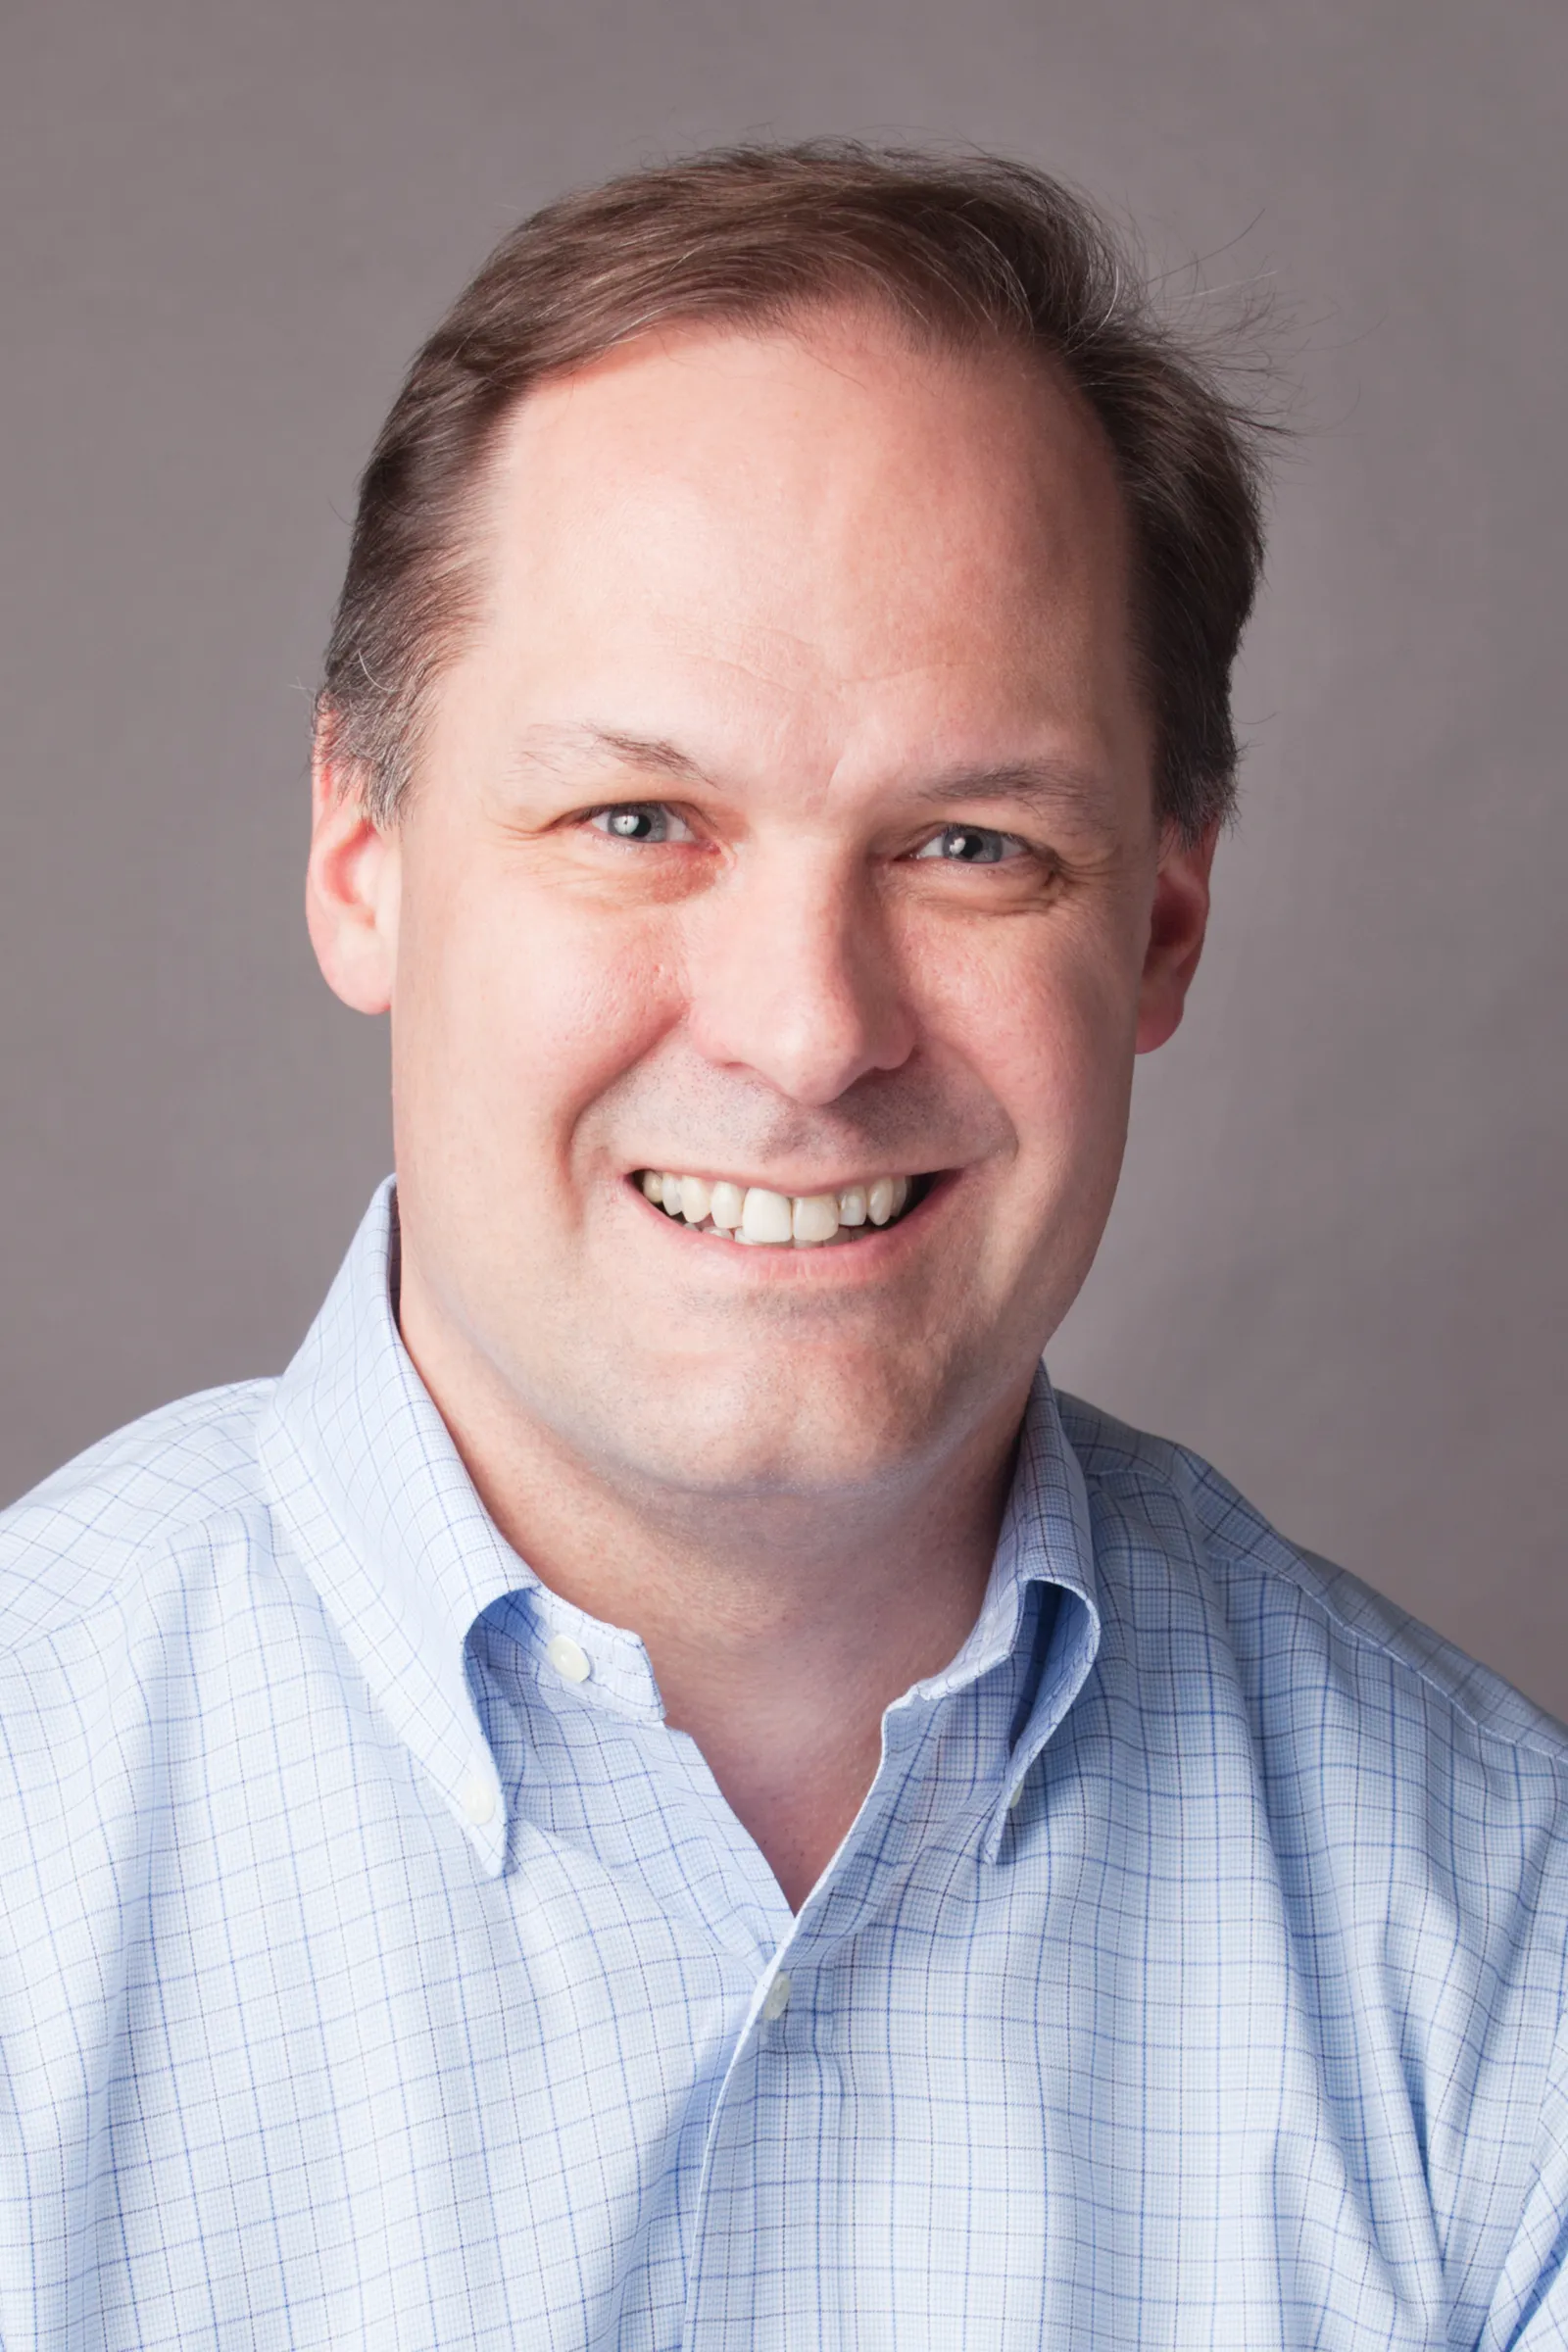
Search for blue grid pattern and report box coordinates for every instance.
[1,1180,1566,2347]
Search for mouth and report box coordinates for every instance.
[633,1167,932,1248]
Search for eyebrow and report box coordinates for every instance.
[509,724,705,786]
[508,722,1117,829]
[905,760,1117,831]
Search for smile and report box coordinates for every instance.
[635,1169,923,1247]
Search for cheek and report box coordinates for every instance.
[960,937,1142,1332]
[393,868,677,1170]
[908,904,1142,1170]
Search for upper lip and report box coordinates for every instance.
[628,1165,937,1190]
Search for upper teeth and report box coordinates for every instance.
[638,1170,913,1246]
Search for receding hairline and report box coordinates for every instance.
[386,293,1140,820]
[318,141,1270,841]
[482,287,1106,450]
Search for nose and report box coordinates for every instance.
[682,852,916,1105]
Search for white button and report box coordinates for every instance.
[460,1769,497,1826]
[1008,1776,1027,1810]
[545,1633,592,1685]
[761,1972,792,2022]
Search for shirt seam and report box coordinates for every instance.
[0,1494,286,1661]
[1083,1458,1568,1774]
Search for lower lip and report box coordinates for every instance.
[625,1175,951,1275]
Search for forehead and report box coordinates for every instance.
[455,311,1144,789]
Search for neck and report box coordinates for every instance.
[398,1280,1021,1910]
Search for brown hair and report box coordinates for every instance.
[319,142,1270,840]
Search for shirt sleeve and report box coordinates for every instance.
[1480,1990,1568,2351]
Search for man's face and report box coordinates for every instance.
[312,311,1212,1506]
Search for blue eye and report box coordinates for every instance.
[913,825,1018,865]
[590,804,690,844]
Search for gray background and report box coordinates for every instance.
[3,1,1564,1705]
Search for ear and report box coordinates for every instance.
[1135,821,1218,1054]
[305,723,401,1016]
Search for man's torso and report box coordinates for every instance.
[0,1196,1563,2349]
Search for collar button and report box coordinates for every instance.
[545,1633,592,1686]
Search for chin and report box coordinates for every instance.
[564,1359,951,1504]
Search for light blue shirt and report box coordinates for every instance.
[2,1181,1566,2349]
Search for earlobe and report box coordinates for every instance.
[305,733,401,1016]
[1134,822,1218,1055]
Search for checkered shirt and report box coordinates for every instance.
[2,1181,1567,2348]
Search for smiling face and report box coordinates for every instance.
[310,309,1214,1510]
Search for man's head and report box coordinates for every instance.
[307,145,1268,1516]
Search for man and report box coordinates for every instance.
[1,144,1563,2350]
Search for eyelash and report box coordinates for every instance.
[586,804,1039,869]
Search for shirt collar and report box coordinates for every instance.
[257,1180,1102,1875]
[909,1370,1099,1702]
[257,1180,522,1873]
[893,1351,1102,1855]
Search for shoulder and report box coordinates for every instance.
[0,1381,280,1653]
[1057,1388,1568,1773]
